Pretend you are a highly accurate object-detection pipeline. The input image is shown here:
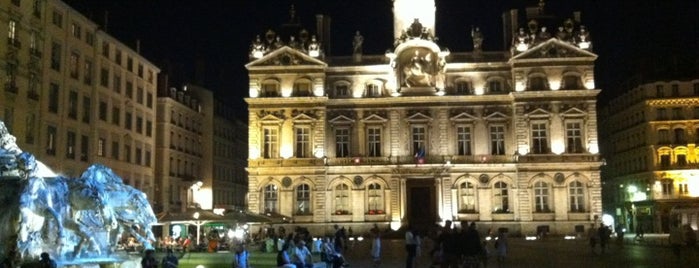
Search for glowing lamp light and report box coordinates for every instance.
[314,150,325,158]
[357,236,364,242]
[390,221,401,231]
[602,214,614,227]
[564,235,576,240]
[578,41,591,49]
[525,236,538,241]
[515,82,526,92]
[252,50,264,59]
[436,90,445,96]
[551,142,565,155]
[588,143,599,154]
[227,229,235,239]
[353,157,361,164]
[281,87,292,97]
[280,145,293,159]
[549,80,561,90]
[195,265,205,268]
[517,147,529,156]
[213,208,225,216]
[249,88,259,98]
[585,80,595,89]
[249,148,260,160]
[313,86,324,97]
[516,43,529,52]
[309,50,320,58]
[391,92,401,97]
[627,185,638,193]
[474,87,484,95]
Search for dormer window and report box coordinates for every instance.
[488,80,504,94]
[366,84,381,97]
[334,81,351,98]
[455,80,472,95]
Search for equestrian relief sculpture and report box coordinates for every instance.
[0,121,157,266]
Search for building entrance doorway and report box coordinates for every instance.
[406,178,436,234]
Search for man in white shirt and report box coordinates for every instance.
[291,240,314,268]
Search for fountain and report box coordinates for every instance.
[0,121,157,267]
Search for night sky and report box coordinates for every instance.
[63,0,698,118]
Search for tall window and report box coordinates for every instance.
[334,183,350,214]
[83,60,92,85]
[656,108,667,120]
[100,67,109,87]
[68,91,78,119]
[50,42,61,71]
[81,96,90,123]
[98,101,107,121]
[488,80,503,93]
[112,107,120,126]
[80,135,88,162]
[458,182,476,213]
[657,129,670,144]
[674,128,686,144]
[293,81,311,96]
[69,52,79,78]
[294,127,310,158]
[296,184,311,215]
[562,74,581,89]
[367,126,381,157]
[529,76,547,91]
[48,83,59,113]
[335,84,349,97]
[46,126,56,155]
[533,181,550,212]
[531,122,548,154]
[66,131,76,159]
[263,127,278,158]
[566,122,583,153]
[261,82,279,97]
[493,181,509,212]
[569,181,585,212]
[661,180,673,196]
[111,141,119,159]
[660,154,670,167]
[264,185,278,213]
[367,183,383,213]
[412,126,426,156]
[456,126,472,155]
[97,138,105,156]
[335,128,350,157]
[455,81,471,94]
[8,20,17,42]
[490,125,506,155]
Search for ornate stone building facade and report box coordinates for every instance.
[245,0,602,235]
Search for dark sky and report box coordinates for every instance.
[63,0,697,117]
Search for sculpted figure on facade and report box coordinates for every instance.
[471,26,483,52]
[352,31,364,54]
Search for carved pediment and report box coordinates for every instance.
[449,111,478,122]
[257,110,285,122]
[406,112,432,123]
[291,113,316,123]
[245,46,327,68]
[362,113,388,124]
[484,111,509,121]
[329,115,356,125]
[524,107,551,119]
[560,107,587,118]
[512,39,597,60]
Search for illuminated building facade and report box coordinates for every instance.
[245,0,602,235]
[601,79,699,233]
[0,0,159,196]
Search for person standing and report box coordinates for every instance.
[598,225,611,254]
[437,220,459,268]
[405,225,419,268]
[141,249,158,268]
[291,240,313,268]
[231,244,250,268]
[494,229,508,268]
[370,229,382,267]
[161,248,179,268]
[587,224,598,254]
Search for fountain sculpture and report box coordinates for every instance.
[0,121,157,266]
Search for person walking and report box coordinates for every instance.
[587,224,598,254]
[598,224,611,254]
[462,221,484,268]
[291,240,314,268]
[370,228,382,267]
[494,229,508,268]
[231,243,250,268]
[405,224,419,268]
[437,220,459,268]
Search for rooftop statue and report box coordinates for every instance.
[0,121,157,266]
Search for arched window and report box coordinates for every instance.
[487,79,505,94]
[562,74,582,89]
[367,183,384,214]
[334,82,350,98]
[293,79,312,96]
[366,83,381,97]
[528,76,548,91]
[264,184,278,213]
[455,80,472,95]
[657,129,670,144]
[295,184,311,215]
[493,181,509,213]
[458,182,476,213]
[674,128,686,144]
[533,181,550,212]
[261,81,280,97]
[334,183,351,214]
[569,181,585,212]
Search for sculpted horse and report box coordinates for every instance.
[83,165,157,250]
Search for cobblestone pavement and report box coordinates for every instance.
[336,236,699,268]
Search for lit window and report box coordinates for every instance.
[661,180,673,196]
[531,122,549,154]
[97,138,105,157]
[412,126,426,157]
[493,181,509,213]
[294,126,310,158]
[367,183,384,213]
[367,126,382,157]
[490,125,506,155]
[46,126,56,155]
[366,84,381,97]
[335,128,350,157]
[533,181,550,212]
[296,184,311,215]
[264,184,278,213]
[566,122,584,153]
[334,183,350,214]
[263,127,279,158]
[569,181,585,212]
[456,126,472,156]
[458,182,476,213]
[455,80,471,95]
